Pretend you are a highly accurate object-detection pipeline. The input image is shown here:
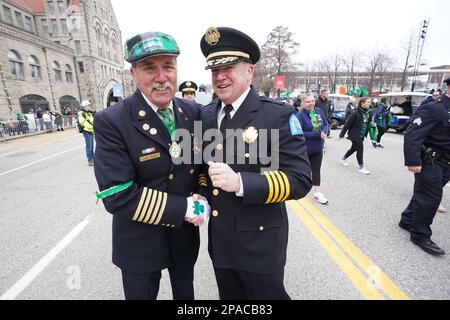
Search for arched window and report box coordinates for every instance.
[111,36,117,62]
[96,27,102,56]
[28,55,41,79]
[65,64,73,82]
[52,61,62,82]
[8,50,24,80]
[104,33,110,60]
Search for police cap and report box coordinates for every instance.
[200,27,260,70]
[179,81,198,93]
[124,31,180,64]
[444,77,450,85]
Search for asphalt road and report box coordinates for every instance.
[0,128,449,300]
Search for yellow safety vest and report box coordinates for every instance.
[77,111,94,134]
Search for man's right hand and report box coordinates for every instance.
[407,166,422,173]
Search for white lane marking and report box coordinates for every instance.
[0,145,83,176]
[0,217,90,300]
[0,135,79,158]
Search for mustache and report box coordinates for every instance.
[149,82,173,91]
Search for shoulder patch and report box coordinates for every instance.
[289,114,303,136]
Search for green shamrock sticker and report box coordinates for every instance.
[192,201,204,216]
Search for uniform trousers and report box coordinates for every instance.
[214,267,291,300]
[400,160,450,239]
[121,265,195,300]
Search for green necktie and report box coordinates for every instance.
[157,108,176,139]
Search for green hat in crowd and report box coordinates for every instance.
[124,31,180,64]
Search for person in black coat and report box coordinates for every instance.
[197,26,312,300]
[399,78,450,256]
[93,31,206,300]
[338,97,373,175]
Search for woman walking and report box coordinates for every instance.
[297,93,329,204]
[339,97,372,175]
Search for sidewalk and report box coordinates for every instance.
[0,127,79,155]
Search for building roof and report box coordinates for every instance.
[7,0,81,14]
[8,0,45,13]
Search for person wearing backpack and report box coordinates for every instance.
[373,97,391,148]
[78,100,95,166]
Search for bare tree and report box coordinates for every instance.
[342,49,362,92]
[400,31,416,91]
[376,54,395,92]
[256,25,300,96]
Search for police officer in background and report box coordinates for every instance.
[179,80,198,101]
[198,27,312,299]
[399,77,450,256]
[94,31,207,299]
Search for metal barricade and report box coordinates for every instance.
[0,116,75,140]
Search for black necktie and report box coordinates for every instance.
[220,104,233,136]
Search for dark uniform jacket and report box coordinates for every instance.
[94,90,201,273]
[199,86,312,274]
[404,95,450,166]
[339,107,372,142]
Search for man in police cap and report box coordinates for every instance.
[198,27,312,299]
[93,31,209,299]
[179,80,198,101]
[399,77,450,256]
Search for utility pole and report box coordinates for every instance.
[411,19,430,92]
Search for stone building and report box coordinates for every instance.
[0,0,123,119]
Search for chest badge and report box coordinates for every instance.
[142,147,155,155]
[169,141,181,158]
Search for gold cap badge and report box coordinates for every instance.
[205,27,220,46]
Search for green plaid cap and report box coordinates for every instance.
[124,31,180,63]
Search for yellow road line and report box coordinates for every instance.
[297,198,410,300]
[288,200,385,300]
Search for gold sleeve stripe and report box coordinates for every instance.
[274,171,286,203]
[269,171,280,204]
[280,171,291,201]
[264,171,274,204]
[139,188,154,222]
[153,192,167,225]
[140,189,157,222]
[146,191,162,224]
[132,187,148,221]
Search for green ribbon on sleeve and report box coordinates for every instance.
[96,181,134,200]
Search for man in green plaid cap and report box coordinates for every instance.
[93,31,209,300]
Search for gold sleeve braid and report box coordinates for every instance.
[132,187,168,225]
[198,173,208,187]
[264,171,291,204]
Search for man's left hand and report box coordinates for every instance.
[208,161,240,192]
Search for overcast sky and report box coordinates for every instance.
[110,0,450,86]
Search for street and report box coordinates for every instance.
[0,128,449,300]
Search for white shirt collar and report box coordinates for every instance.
[220,86,251,114]
[140,91,174,114]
